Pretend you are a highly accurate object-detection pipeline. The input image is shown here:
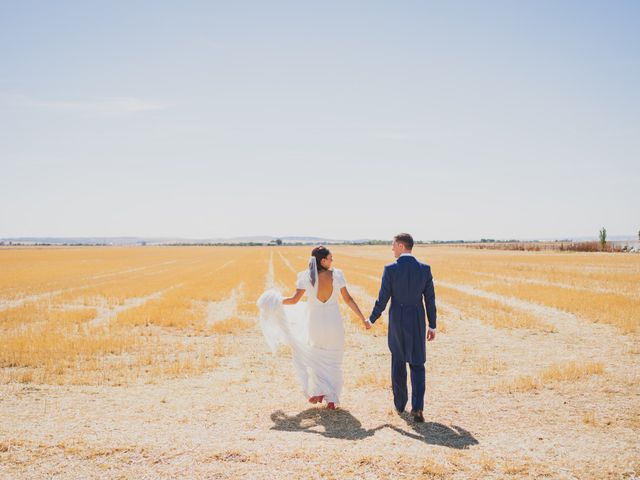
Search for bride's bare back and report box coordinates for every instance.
[316,270,334,303]
[280,247,369,330]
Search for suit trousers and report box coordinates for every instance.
[391,354,425,412]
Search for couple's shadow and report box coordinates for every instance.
[270,408,478,449]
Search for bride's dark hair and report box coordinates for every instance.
[312,246,331,271]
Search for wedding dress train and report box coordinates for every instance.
[257,268,347,404]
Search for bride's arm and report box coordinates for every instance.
[340,287,369,327]
[282,289,305,305]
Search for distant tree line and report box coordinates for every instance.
[3,228,638,250]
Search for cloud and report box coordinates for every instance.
[1,93,168,115]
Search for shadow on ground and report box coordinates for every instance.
[270,408,478,449]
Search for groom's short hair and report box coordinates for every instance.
[394,233,414,250]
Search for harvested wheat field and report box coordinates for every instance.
[1,245,639,479]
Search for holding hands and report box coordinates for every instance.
[361,317,372,330]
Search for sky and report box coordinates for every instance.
[1,1,638,241]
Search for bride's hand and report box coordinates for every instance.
[361,318,372,330]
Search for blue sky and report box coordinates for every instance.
[1,1,638,240]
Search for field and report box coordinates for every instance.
[1,245,639,479]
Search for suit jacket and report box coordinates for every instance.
[369,255,437,364]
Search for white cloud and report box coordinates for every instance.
[1,93,168,115]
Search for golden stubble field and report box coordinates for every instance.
[1,245,639,479]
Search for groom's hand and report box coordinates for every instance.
[362,319,372,330]
[427,328,436,341]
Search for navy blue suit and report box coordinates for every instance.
[369,254,437,412]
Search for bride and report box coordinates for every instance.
[257,246,370,409]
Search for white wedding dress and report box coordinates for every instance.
[257,267,346,405]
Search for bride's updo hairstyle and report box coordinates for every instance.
[312,246,331,272]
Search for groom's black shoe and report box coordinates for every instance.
[395,407,405,414]
[411,409,424,423]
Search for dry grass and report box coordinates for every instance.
[0,247,270,385]
[0,248,304,382]
[503,461,531,475]
[0,324,135,370]
[486,282,640,333]
[1,245,639,479]
[421,458,448,478]
[0,302,97,329]
[583,411,598,426]
[480,452,496,471]
[211,336,229,356]
[149,353,217,379]
[0,245,633,389]
[497,361,604,393]
[540,361,604,382]
[438,285,557,331]
[114,295,201,328]
[473,357,507,375]
[354,371,389,389]
[209,317,254,334]
[497,374,540,393]
[409,246,640,332]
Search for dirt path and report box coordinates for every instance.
[201,283,244,328]
[277,251,296,274]
[88,286,179,328]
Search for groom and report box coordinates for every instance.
[367,233,437,423]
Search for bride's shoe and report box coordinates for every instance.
[327,402,336,410]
